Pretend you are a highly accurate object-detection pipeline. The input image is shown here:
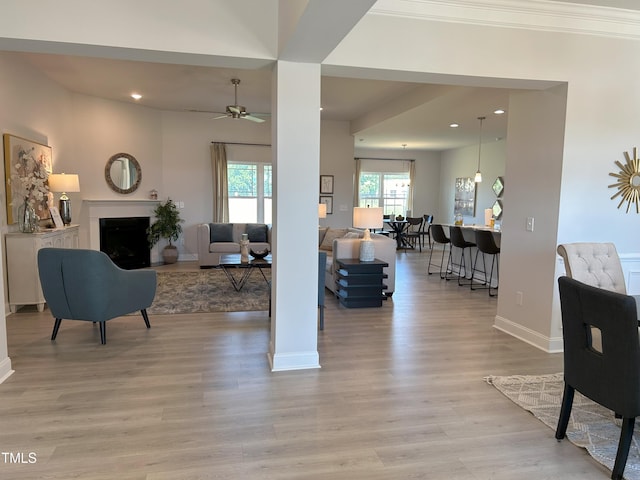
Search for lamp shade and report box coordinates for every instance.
[48,173,80,193]
[353,207,383,230]
[318,203,327,219]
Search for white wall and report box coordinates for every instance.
[439,139,506,226]
[0,52,75,381]
[319,120,356,228]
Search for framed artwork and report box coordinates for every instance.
[3,134,52,224]
[319,196,333,215]
[492,176,505,197]
[49,206,65,229]
[320,175,334,194]
[492,199,503,220]
[453,177,476,217]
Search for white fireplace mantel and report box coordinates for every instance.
[80,199,160,263]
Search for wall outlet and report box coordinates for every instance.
[516,291,523,306]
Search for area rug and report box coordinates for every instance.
[147,269,270,314]
[485,373,640,479]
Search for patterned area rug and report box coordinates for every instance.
[148,269,270,314]
[486,373,640,479]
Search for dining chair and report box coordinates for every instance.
[402,217,423,252]
[420,214,434,249]
[556,276,640,480]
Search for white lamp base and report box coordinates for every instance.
[359,239,375,262]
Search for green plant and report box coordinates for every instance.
[147,198,183,248]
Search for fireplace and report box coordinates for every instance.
[99,217,151,270]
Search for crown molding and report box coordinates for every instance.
[370,0,640,40]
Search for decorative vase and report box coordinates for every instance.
[240,237,249,263]
[18,200,38,233]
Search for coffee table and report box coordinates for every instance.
[218,254,272,292]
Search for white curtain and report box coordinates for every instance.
[353,158,361,207]
[210,143,229,222]
[408,160,416,216]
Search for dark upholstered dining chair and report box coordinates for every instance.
[37,248,157,345]
[556,276,640,480]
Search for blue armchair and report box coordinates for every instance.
[37,248,157,344]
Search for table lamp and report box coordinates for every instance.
[48,173,80,225]
[318,203,327,219]
[353,207,383,261]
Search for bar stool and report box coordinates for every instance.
[448,226,476,286]
[471,229,500,296]
[427,224,451,279]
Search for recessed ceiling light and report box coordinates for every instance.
[494,109,505,115]
[131,93,142,100]
[449,123,459,128]
[319,106,323,111]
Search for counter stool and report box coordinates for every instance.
[470,229,500,296]
[449,226,476,286]
[427,224,452,279]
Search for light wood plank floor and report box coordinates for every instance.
[0,249,609,479]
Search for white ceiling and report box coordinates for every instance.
[10,0,637,153]
[14,51,513,152]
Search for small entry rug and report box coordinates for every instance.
[148,269,270,314]
[485,373,640,479]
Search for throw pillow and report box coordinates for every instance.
[319,228,348,251]
[210,223,234,243]
[344,232,362,239]
[246,223,268,243]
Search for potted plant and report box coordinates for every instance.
[147,198,184,264]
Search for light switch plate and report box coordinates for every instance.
[526,217,534,232]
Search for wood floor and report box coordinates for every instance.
[0,249,609,479]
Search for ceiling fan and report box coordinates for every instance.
[212,78,267,123]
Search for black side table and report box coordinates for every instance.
[335,258,388,308]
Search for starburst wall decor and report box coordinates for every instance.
[608,147,640,213]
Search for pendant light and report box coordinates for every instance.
[475,116,485,183]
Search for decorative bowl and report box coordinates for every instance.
[250,248,269,259]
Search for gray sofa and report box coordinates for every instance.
[319,227,397,297]
[197,223,271,267]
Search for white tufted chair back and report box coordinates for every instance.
[557,242,627,294]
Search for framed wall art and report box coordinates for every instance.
[3,134,52,224]
[319,196,333,215]
[453,177,476,217]
[320,175,334,194]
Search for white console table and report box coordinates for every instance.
[5,225,79,313]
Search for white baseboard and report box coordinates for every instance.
[268,351,321,371]
[0,356,14,384]
[494,315,563,353]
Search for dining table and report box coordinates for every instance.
[383,219,412,249]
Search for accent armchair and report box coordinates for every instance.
[37,248,157,344]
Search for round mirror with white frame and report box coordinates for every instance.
[105,153,141,194]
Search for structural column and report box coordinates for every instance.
[268,61,322,371]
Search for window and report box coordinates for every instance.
[228,162,272,223]
[358,172,410,216]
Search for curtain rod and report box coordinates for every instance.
[355,157,415,162]
[211,141,271,147]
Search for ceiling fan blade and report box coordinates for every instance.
[212,114,229,120]
[243,114,266,123]
[227,106,241,114]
